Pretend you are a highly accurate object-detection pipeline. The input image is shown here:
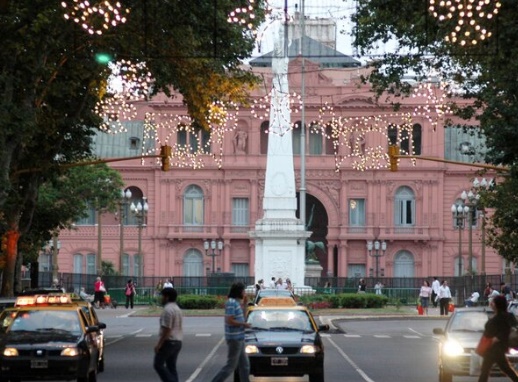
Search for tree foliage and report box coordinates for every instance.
[351,0,518,260]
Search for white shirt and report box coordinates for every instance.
[470,292,480,303]
[438,285,452,299]
[269,280,276,289]
[163,281,173,289]
[432,280,440,294]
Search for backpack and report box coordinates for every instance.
[125,284,133,296]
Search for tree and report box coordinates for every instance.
[351,0,518,260]
[0,0,266,295]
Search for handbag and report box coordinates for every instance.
[476,335,493,356]
[448,303,455,313]
[99,284,106,293]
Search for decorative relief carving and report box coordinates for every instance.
[349,181,366,191]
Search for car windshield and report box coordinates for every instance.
[9,310,81,335]
[247,310,314,332]
[448,311,490,333]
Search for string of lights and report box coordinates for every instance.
[61,0,130,35]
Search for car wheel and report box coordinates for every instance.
[309,369,325,382]
[98,356,105,373]
[439,366,452,382]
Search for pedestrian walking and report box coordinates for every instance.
[163,279,173,289]
[210,282,251,382]
[374,281,383,295]
[94,277,106,309]
[419,280,433,315]
[431,277,440,308]
[477,295,518,382]
[154,288,183,382]
[358,278,366,294]
[125,279,137,309]
[438,280,452,316]
[269,277,276,289]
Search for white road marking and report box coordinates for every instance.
[195,333,212,337]
[403,335,421,339]
[408,327,425,337]
[185,337,225,382]
[326,337,375,382]
[136,334,153,338]
[129,328,144,336]
[105,328,143,346]
[320,333,331,337]
[116,311,135,318]
[344,334,361,338]
[373,335,391,338]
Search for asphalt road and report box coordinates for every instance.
[87,309,514,382]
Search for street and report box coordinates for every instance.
[90,309,514,382]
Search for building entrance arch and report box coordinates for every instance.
[394,251,415,278]
[183,249,204,278]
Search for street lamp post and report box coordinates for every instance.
[51,234,61,282]
[367,240,387,279]
[204,239,223,275]
[461,190,481,276]
[451,203,469,276]
[472,177,493,275]
[118,189,132,275]
[131,197,149,276]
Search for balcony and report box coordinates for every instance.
[341,225,433,241]
[59,225,140,239]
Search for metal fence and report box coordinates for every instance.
[34,272,515,306]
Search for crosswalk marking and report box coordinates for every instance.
[373,335,391,338]
[404,335,421,339]
[195,333,212,337]
[320,333,331,337]
[343,334,361,338]
[136,334,152,338]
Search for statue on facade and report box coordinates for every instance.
[233,130,248,154]
[305,205,325,263]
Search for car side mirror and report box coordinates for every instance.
[433,328,445,335]
[98,322,107,330]
[86,326,99,334]
[318,325,330,332]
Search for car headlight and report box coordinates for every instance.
[443,339,464,356]
[3,348,18,357]
[61,347,80,357]
[300,345,318,354]
[245,345,259,354]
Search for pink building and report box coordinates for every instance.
[52,39,502,280]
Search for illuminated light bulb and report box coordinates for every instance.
[61,0,130,35]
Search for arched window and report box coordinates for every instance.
[86,253,96,275]
[394,251,415,278]
[183,185,204,226]
[134,254,143,277]
[309,125,323,155]
[260,121,269,154]
[73,254,83,274]
[292,121,301,155]
[122,253,130,276]
[413,124,422,155]
[394,186,415,226]
[124,186,144,226]
[183,249,204,277]
[76,201,96,226]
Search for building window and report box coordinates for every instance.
[309,129,323,155]
[123,186,144,226]
[292,122,301,155]
[444,125,487,163]
[232,198,249,226]
[349,199,366,226]
[73,254,83,274]
[76,201,96,226]
[393,251,415,278]
[122,254,130,276]
[394,186,415,226]
[324,125,335,155]
[260,121,269,154]
[232,263,250,277]
[183,249,204,277]
[134,255,143,277]
[86,253,96,275]
[388,124,421,155]
[183,185,204,225]
[129,137,140,150]
[177,126,210,154]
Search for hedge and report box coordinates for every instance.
[299,293,388,309]
[177,295,220,309]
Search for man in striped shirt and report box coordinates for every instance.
[211,282,251,382]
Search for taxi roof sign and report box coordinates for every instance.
[15,294,72,307]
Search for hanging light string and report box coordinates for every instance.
[61,0,130,35]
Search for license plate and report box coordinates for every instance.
[31,360,48,369]
[271,357,288,366]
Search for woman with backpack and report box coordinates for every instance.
[125,279,137,309]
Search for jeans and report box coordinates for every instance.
[125,294,134,309]
[211,339,250,382]
[154,340,182,382]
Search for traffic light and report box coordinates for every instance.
[388,145,400,172]
[160,145,172,172]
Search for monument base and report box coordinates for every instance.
[305,261,323,278]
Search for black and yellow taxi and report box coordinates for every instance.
[0,295,102,382]
[244,305,328,382]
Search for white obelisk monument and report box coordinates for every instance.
[250,20,310,290]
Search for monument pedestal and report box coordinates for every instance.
[305,260,323,278]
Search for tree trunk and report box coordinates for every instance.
[1,228,20,297]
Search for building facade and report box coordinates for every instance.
[52,41,503,281]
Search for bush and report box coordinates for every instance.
[177,295,219,309]
[300,293,388,309]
